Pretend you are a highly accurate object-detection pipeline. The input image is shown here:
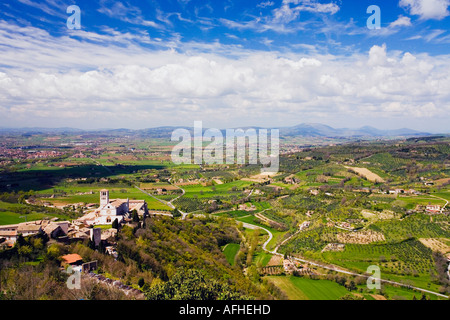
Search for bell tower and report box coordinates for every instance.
[100,189,109,206]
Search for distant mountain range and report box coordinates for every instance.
[0,123,436,139]
[277,123,431,138]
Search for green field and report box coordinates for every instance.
[181,180,253,199]
[0,201,72,225]
[265,276,349,300]
[236,214,288,251]
[222,243,240,266]
[38,187,172,211]
[321,238,439,292]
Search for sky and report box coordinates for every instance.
[0,0,450,132]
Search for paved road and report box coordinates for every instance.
[135,185,171,207]
[429,194,449,213]
[136,180,189,219]
[167,178,188,219]
[241,215,449,299]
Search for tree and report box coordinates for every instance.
[172,209,181,218]
[46,244,61,261]
[132,209,139,223]
[112,218,119,230]
[144,268,246,300]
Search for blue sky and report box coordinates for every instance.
[0,0,449,132]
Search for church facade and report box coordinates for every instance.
[91,189,148,225]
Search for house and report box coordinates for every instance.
[61,253,83,267]
[283,259,297,275]
[299,221,311,231]
[0,220,69,245]
[0,230,17,247]
[17,223,43,237]
[426,205,441,214]
[43,221,69,239]
[100,228,117,241]
[82,260,98,273]
[283,175,300,184]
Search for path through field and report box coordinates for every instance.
[345,166,385,183]
[240,209,449,299]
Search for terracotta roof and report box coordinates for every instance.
[61,253,83,264]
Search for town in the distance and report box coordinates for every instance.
[0,124,449,300]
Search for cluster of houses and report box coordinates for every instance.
[283,175,301,185]
[0,189,149,249]
[259,258,313,276]
[425,204,448,215]
[0,218,118,249]
[282,258,313,276]
[0,219,70,247]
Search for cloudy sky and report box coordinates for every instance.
[0,0,450,132]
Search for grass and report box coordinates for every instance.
[222,243,240,266]
[399,195,447,207]
[254,251,272,267]
[38,187,172,211]
[357,284,441,300]
[235,214,287,251]
[0,211,54,225]
[181,180,253,199]
[320,238,441,293]
[0,201,72,225]
[265,276,349,300]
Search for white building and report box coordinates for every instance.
[86,189,148,225]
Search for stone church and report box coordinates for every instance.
[93,189,148,225]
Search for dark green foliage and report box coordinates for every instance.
[370,214,448,242]
[117,216,268,299]
[145,268,248,300]
[132,209,139,222]
[172,197,203,212]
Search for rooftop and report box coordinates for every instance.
[61,253,83,264]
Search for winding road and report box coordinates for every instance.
[135,179,189,219]
[429,194,449,213]
[240,212,449,299]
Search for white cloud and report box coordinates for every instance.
[0,21,449,130]
[271,0,339,23]
[257,1,275,8]
[98,0,164,29]
[400,0,450,20]
[389,15,412,27]
[220,0,339,34]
